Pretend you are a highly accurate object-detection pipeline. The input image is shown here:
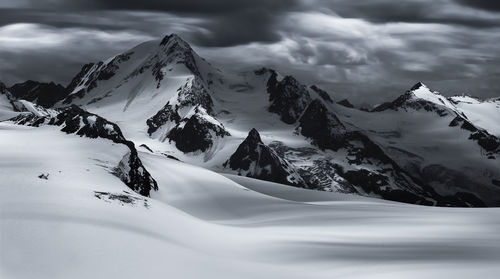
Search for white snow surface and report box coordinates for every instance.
[2,122,500,279]
[450,95,500,136]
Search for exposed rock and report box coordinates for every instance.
[167,106,229,153]
[8,80,67,108]
[449,116,500,156]
[0,81,7,93]
[147,76,214,135]
[297,99,346,150]
[139,144,154,153]
[470,131,500,154]
[449,116,477,131]
[266,70,312,124]
[310,85,333,103]
[158,34,201,78]
[224,128,306,187]
[372,82,450,116]
[63,52,134,103]
[65,63,96,95]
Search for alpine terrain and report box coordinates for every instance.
[1,34,500,279]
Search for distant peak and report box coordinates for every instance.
[410,81,427,91]
[160,33,188,47]
[246,128,262,143]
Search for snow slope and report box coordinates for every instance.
[450,95,500,136]
[2,122,500,279]
[0,83,16,121]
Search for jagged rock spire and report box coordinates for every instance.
[224,128,307,187]
[410,81,426,91]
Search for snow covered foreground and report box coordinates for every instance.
[1,122,500,279]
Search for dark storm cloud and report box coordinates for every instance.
[0,0,499,104]
[455,0,500,11]
[1,0,299,47]
[13,0,295,14]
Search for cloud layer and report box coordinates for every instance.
[0,0,499,104]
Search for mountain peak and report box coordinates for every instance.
[159,33,191,49]
[224,128,307,187]
[410,81,427,91]
[246,128,262,143]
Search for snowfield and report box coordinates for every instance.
[2,122,500,279]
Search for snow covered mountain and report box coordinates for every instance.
[2,34,499,207]
[3,33,500,279]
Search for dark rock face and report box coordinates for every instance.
[449,116,476,131]
[294,99,440,203]
[0,81,7,94]
[9,80,67,108]
[297,99,346,150]
[470,131,500,155]
[147,77,214,135]
[266,71,312,124]
[224,129,306,187]
[337,99,354,108]
[310,85,333,103]
[167,107,229,153]
[9,105,158,197]
[449,116,499,157]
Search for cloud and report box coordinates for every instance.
[0,0,499,105]
[311,0,500,28]
[0,23,154,85]
[454,0,500,11]
[0,0,300,47]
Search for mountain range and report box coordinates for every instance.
[1,34,499,207]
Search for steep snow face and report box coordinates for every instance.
[450,96,500,136]
[373,82,458,116]
[372,83,499,136]
[409,82,458,111]
[0,82,17,120]
[224,128,306,187]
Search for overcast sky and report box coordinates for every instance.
[1,0,499,105]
